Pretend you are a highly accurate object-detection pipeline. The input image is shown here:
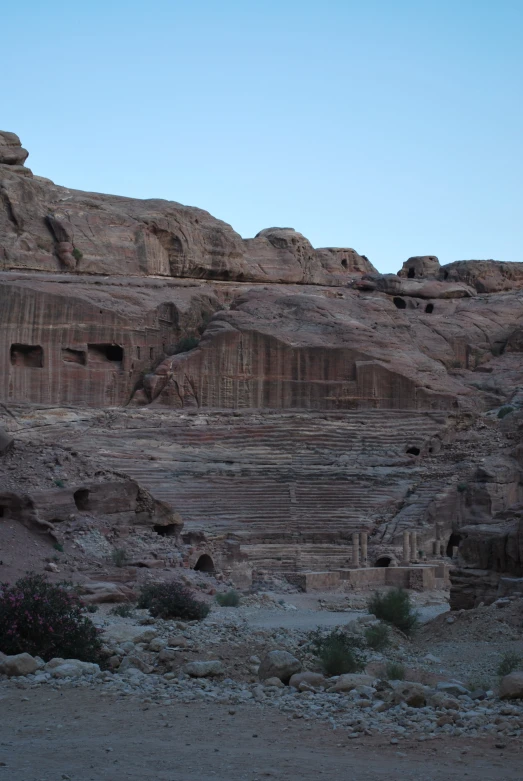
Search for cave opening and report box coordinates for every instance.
[393,297,407,309]
[88,344,124,364]
[154,523,177,537]
[446,533,462,557]
[193,554,215,572]
[408,268,415,278]
[74,488,90,512]
[375,556,392,568]
[10,344,44,368]
[341,258,348,269]
[425,303,434,313]
[406,446,421,456]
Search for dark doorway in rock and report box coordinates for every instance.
[154,523,177,537]
[10,344,44,367]
[375,556,392,567]
[446,533,462,557]
[74,488,90,511]
[406,446,420,456]
[341,258,348,269]
[88,344,124,365]
[425,303,434,313]
[393,297,407,309]
[408,268,415,278]
[0,506,5,518]
[194,554,215,572]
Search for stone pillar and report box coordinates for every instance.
[412,531,418,561]
[440,542,445,557]
[360,532,368,567]
[403,530,410,564]
[352,532,360,568]
[452,545,459,559]
[432,540,439,556]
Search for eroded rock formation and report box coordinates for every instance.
[2,129,523,587]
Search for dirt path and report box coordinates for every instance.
[0,688,520,781]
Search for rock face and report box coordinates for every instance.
[3,129,523,583]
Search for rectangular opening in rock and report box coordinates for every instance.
[87,344,124,367]
[10,344,44,368]
[62,348,87,366]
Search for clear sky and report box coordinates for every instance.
[3,0,522,273]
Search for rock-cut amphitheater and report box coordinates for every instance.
[2,129,523,606]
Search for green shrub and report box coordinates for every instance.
[367,588,419,636]
[72,247,83,261]
[308,628,366,676]
[109,603,134,618]
[111,548,128,568]
[86,604,99,613]
[215,590,240,607]
[457,482,468,493]
[498,405,514,419]
[53,542,64,553]
[385,661,405,680]
[0,574,102,662]
[54,478,65,488]
[174,336,200,354]
[497,651,523,677]
[364,622,390,651]
[137,581,210,621]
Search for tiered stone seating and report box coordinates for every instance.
[80,408,451,569]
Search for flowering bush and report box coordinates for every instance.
[0,574,103,662]
[137,581,210,620]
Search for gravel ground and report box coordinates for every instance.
[2,688,522,781]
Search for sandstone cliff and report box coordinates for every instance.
[2,130,523,584]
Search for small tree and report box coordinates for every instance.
[367,588,419,636]
[216,590,240,607]
[308,628,366,676]
[0,574,102,662]
[137,581,210,621]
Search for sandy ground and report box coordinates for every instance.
[0,688,520,781]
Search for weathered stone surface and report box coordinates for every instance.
[499,672,523,699]
[183,660,225,677]
[391,681,427,707]
[326,674,375,693]
[0,131,29,167]
[0,427,14,454]
[258,650,301,683]
[398,255,441,279]
[289,672,327,690]
[102,625,158,646]
[0,652,39,676]
[45,658,100,678]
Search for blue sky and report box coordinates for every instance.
[3,0,522,273]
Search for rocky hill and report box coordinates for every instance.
[2,129,523,600]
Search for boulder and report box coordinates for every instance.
[326,674,375,693]
[258,650,301,683]
[263,676,285,688]
[45,659,100,678]
[499,672,523,699]
[435,681,470,697]
[118,655,152,674]
[183,660,224,677]
[289,672,327,690]
[0,652,39,677]
[391,681,427,708]
[102,625,157,646]
[79,582,136,604]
